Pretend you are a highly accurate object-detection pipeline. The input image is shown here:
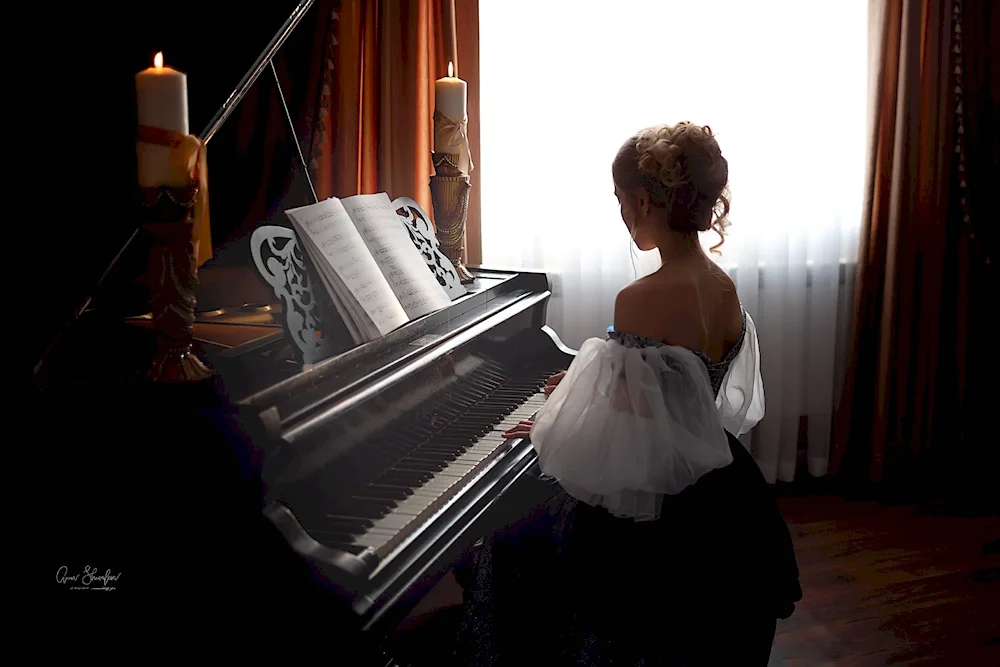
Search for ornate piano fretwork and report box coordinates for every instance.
[249,225,339,366]
[392,197,467,299]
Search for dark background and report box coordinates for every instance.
[26,4,353,608]
[25,1,310,368]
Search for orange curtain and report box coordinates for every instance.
[830,0,987,494]
[305,0,481,262]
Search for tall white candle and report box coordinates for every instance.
[434,61,470,173]
[435,61,467,124]
[135,52,190,187]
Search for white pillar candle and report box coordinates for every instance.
[435,61,467,122]
[135,52,190,187]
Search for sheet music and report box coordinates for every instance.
[285,198,408,338]
[341,193,453,320]
[291,214,376,340]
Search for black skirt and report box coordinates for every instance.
[451,432,802,666]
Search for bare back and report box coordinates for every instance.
[614,257,744,363]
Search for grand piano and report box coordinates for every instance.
[37,0,574,656]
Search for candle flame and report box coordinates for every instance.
[448,61,454,78]
[154,52,163,69]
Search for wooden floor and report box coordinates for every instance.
[400,495,999,666]
[769,495,999,666]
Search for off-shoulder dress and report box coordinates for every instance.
[451,311,802,666]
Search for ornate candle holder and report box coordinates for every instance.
[139,183,213,382]
[429,151,475,284]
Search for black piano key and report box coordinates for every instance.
[438,424,487,436]
[337,498,396,518]
[307,529,360,546]
[377,470,433,486]
[366,484,414,498]
[427,438,475,451]
[432,432,482,445]
[488,394,530,405]
[320,517,373,536]
[463,391,492,404]
[410,447,465,463]
[407,447,462,461]
[452,393,484,408]
[413,445,467,458]
[354,486,412,501]
[464,408,507,419]
[487,388,524,397]
[394,459,448,473]
[461,414,505,426]
[434,403,466,417]
[416,443,467,455]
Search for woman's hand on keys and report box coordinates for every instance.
[502,371,568,439]
[544,371,566,397]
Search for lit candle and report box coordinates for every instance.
[135,52,190,187]
[434,61,470,172]
[435,61,467,122]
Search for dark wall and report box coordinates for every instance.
[27,2,308,367]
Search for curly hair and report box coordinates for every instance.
[612,122,731,254]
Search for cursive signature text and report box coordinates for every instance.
[56,565,121,591]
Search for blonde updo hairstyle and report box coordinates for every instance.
[613,122,731,253]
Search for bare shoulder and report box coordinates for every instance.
[707,265,745,342]
[613,279,660,338]
[614,276,702,345]
[614,264,742,354]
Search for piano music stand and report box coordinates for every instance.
[249,225,345,367]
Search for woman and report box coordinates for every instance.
[451,122,802,666]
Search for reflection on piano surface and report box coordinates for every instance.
[213,267,575,633]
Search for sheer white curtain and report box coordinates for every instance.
[479,0,867,482]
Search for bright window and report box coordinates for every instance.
[479,0,868,273]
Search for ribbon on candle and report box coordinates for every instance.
[433,110,475,173]
[137,125,213,267]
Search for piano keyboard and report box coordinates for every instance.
[342,392,546,557]
[304,366,558,562]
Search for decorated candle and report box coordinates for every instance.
[434,61,472,172]
[135,52,190,187]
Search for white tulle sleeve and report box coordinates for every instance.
[715,312,765,436]
[529,338,734,521]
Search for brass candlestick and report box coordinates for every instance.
[429,151,475,284]
[139,183,213,383]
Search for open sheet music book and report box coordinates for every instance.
[285,192,466,344]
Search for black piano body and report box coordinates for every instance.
[218,266,575,634]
